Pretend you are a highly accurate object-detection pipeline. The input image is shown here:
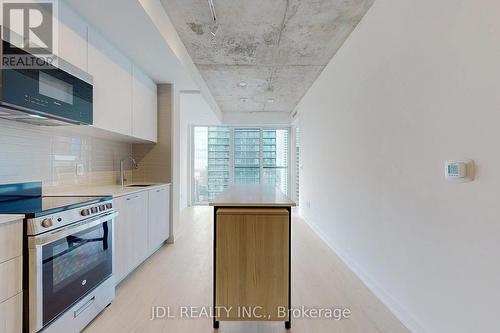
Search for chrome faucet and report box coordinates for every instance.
[119,156,139,187]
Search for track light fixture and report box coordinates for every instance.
[208,0,218,38]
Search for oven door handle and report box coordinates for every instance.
[29,212,118,247]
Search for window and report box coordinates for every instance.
[263,129,289,195]
[234,128,260,184]
[191,127,291,205]
[207,127,231,202]
[192,127,208,204]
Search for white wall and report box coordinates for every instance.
[179,92,221,209]
[297,1,500,332]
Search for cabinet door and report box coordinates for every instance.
[0,256,22,303]
[127,192,149,267]
[0,220,22,263]
[132,65,158,142]
[113,195,129,282]
[57,2,88,71]
[0,293,22,333]
[88,27,132,136]
[148,186,170,253]
[113,192,149,282]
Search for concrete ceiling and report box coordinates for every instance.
[64,0,223,119]
[160,0,375,114]
[65,0,193,87]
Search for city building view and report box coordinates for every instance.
[192,127,290,204]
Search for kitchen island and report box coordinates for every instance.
[210,184,296,329]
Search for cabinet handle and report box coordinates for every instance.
[74,296,95,318]
[126,195,139,201]
[156,189,164,193]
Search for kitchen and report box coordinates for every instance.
[0,1,174,332]
[2,1,499,333]
[0,1,374,331]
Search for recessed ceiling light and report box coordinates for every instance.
[267,98,275,103]
[240,97,249,103]
[238,81,247,87]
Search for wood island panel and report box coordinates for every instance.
[215,208,289,321]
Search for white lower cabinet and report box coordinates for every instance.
[0,219,22,333]
[0,256,22,303]
[0,292,22,333]
[113,185,170,284]
[114,191,149,282]
[148,185,170,253]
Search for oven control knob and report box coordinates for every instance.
[91,207,98,214]
[106,203,113,209]
[81,209,90,216]
[99,205,106,211]
[41,218,53,228]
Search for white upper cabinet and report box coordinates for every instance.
[54,6,158,141]
[132,66,158,142]
[56,2,88,72]
[88,27,133,136]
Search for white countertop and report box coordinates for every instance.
[209,184,296,207]
[0,214,25,225]
[43,183,171,198]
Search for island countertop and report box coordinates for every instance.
[209,184,296,207]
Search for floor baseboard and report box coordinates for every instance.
[303,217,430,333]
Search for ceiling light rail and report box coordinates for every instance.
[208,0,219,38]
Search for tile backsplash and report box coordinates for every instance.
[0,118,132,189]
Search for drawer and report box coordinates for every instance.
[0,219,22,263]
[0,293,22,333]
[43,277,114,333]
[0,256,22,303]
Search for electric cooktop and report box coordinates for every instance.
[0,182,111,218]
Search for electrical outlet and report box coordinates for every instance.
[306,201,311,209]
[76,164,84,176]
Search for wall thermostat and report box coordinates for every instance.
[445,160,474,182]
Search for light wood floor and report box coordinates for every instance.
[84,206,409,333]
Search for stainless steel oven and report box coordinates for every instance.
[27,210,117,333]
[0,183,116,333]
